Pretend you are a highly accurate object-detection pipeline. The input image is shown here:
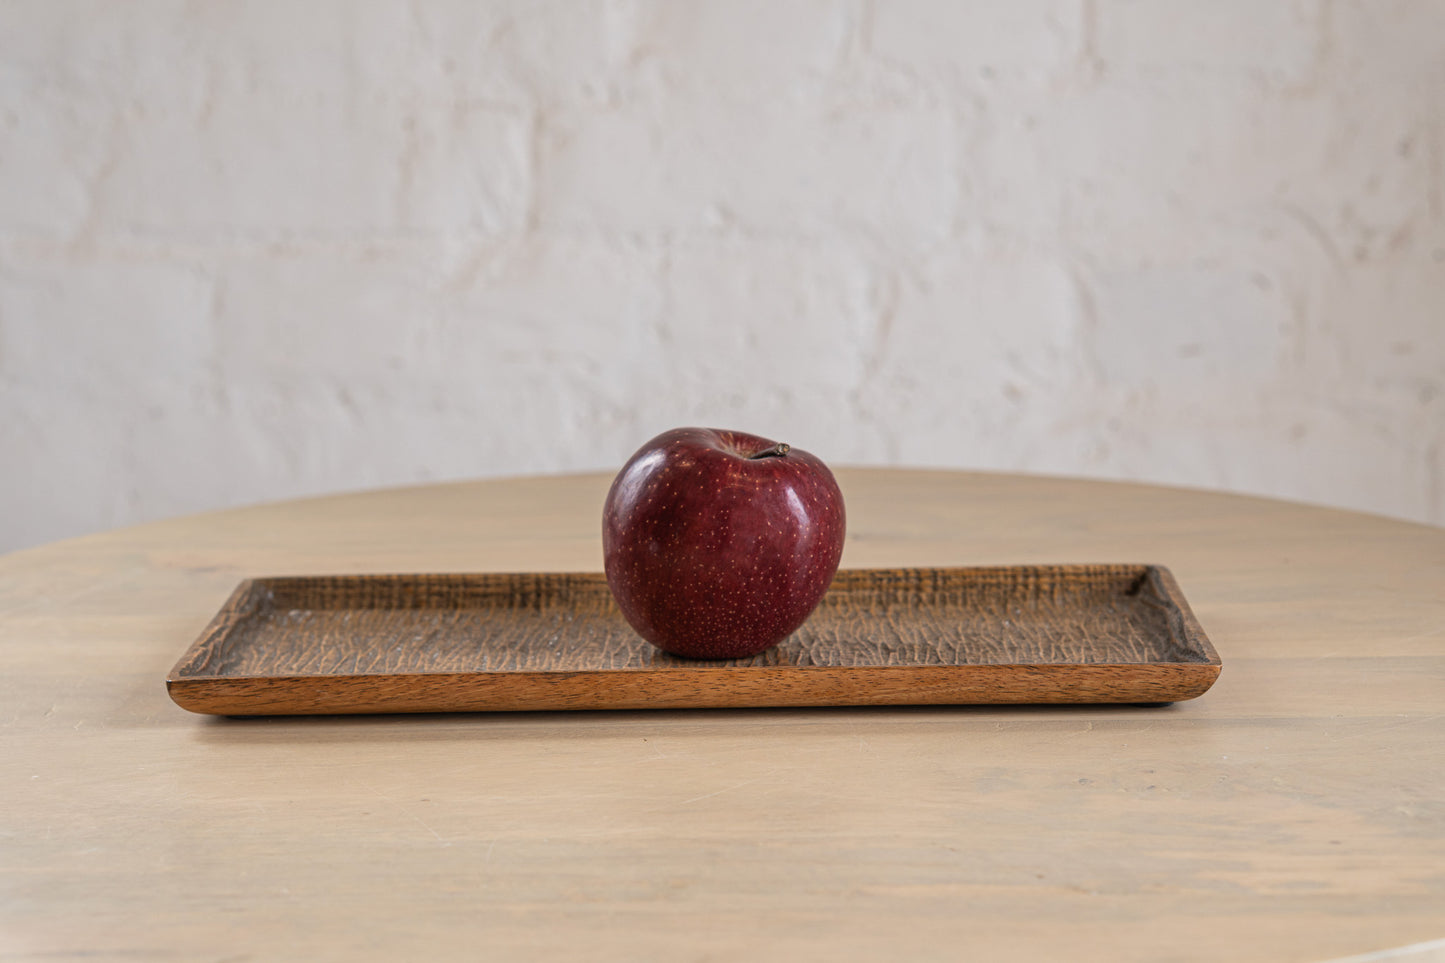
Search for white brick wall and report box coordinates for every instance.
[1,1,1442,552]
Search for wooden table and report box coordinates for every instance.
[3,470,1443,962]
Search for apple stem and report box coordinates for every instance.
[749,443,791,459]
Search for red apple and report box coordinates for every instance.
[602,427,846,659]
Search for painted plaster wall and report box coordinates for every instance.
[2,1,1442,552]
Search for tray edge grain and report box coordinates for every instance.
[166,564,1221,716]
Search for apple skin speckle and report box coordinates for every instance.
[602,427,847,659]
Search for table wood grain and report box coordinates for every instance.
[2,469,1442,962]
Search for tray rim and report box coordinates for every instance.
[166,564,1221,713]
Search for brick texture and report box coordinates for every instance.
[1,1,1442,551]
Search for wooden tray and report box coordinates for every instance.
[166,565,1219,716]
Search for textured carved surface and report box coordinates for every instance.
[168,565,1219,714]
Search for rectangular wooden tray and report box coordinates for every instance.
[166,565,1220,716]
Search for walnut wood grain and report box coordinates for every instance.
[166,564,1219,714]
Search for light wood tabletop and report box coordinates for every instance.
[2,469,1443,962]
